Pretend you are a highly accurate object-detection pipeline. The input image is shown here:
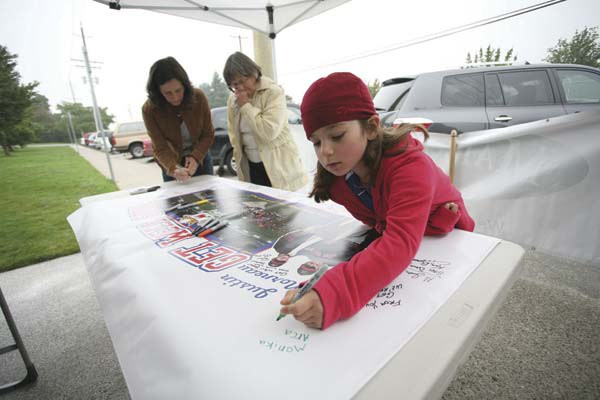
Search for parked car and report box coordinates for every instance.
[112,121,150,158]
[87,132,98,148]
[142,138,154,158]
[373,63,600,133]
[81,131,95,146]
[209,105,315,176]
[93,131,114,152]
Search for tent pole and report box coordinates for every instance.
[449,129,458,184]
[253,31,276,81]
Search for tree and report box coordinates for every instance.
[47,102,114,143]
[24,93,56,143]
[544,27,600,68]
[368,78,381,98]
[465,45,517,68]
[0,45,38,155]
[198,72,230,108]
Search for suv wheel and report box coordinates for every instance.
[130,143,144,158]
[225,149,237,176]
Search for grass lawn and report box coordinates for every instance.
[0,146,118,273]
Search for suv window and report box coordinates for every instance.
[119,122,145,133]
[556,69,600,104]
[484,73,504,106]
[374,80,413,111]
[441,74,484,107]
[497,70,554,106]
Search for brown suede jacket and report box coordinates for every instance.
[142,88,214,176]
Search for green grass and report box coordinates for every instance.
[0,146,118,272]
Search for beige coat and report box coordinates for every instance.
[226,77,308,191]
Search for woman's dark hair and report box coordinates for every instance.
[146,57,194,108]
[309,120,429,203]
[222,52,262,88]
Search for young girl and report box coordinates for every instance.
[279,72,475,330]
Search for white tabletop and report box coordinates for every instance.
[355,240,523,399]
[75,176,524,400]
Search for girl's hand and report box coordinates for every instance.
[444,202,458,213]
[184,156,199,176]
[279,289,323,329]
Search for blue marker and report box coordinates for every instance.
[276,265,329,321]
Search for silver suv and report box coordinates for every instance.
[374,63,600,133]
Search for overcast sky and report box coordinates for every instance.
[1,0,598,127]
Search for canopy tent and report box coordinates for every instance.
[92,0,350,78]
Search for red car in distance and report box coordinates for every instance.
[82,132,95,146]
[142,138,154,158]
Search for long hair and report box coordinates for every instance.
[222,52,262,88]
[146,57,194,109]
[309,120,429,203]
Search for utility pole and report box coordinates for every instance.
[68,79,77,103]
[231,34,247,52]
[80,23,115,182]
[67,112,80,154]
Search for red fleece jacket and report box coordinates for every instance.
[313,134,475,329]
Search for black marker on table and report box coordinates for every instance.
[129,186,161,195]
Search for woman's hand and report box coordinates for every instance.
[184,156,199,176]
[234,89,250,107]
[279,289,323,329]
[172,166,191,183]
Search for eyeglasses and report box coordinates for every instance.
[228,77,248,92]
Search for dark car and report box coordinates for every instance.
[210,105,306,176]
[373,63,600,133]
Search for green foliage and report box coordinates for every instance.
[465,45,517,68]
[368,78,381,98]
[0,146,118,272]
[544,26,600,68]
[0,45,38,154]
[50,102,114,142]
[198,72,230,108]
[0,45,115,149]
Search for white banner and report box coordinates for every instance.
[423,110,600,266]
[68,179,499,400]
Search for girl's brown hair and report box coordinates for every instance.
[146,57,194,109]
[309,120,429,203]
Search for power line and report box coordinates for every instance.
[284,0,566,76]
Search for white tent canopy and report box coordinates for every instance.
[93,0,350,39]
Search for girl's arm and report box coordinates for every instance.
[313,157,435,329]
[425,203,461,235]
[238,85,287,143]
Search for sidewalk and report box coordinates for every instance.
[0,144,598,399]
[73,145,175,190]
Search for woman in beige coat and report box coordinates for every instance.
[223,52,308,191]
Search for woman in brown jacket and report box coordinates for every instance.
[142,57,214,182]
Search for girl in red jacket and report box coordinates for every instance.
[279,72,475,330]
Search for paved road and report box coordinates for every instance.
[0,144,598,399]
